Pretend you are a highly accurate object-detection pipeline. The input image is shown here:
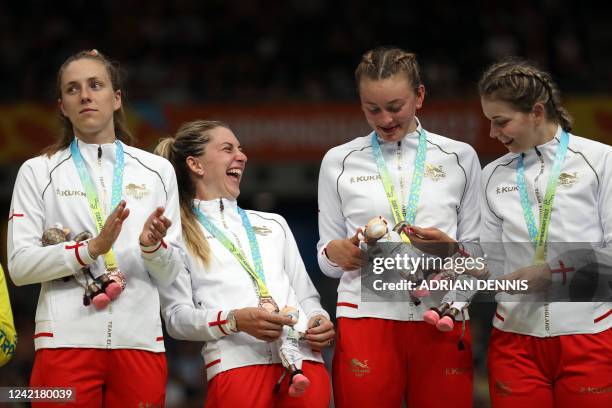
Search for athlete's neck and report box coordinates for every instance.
[533,121,559,147]
[195,185,238,202]
[406,118,418,134]
[74,128,116,145]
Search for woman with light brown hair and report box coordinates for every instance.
[479,58,612,408]
[7,49,184,406]
[317,46,481,407]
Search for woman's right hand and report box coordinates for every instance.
[325,229,364,271]
[234,307,295,342]
[87,200,130,258]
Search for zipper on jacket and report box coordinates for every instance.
[396,140,406,216]
[534,144,551,335]
[97,145,110,215]
[219,198,229,230]
[533,147,545,222]
[219,197,246,254]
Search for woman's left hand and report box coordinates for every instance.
[304,315,335,351]
[139,206,172,247]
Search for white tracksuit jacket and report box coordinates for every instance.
[481,126,612,336]
[317,121,482,321]
[159,198,327,380]
[7,139,183,352]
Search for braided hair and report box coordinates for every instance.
[478,58,572,131]
[355,47,422,92]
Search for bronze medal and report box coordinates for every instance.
[258,296,279,313]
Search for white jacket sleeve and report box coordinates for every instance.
[549,148,612,280]
[601,149,612,247]
[8,160,96,286]
[279,217,329,321]
[316,150,347,278]
[456,146,482,244]
[140,163,183,287]
[159,254,233,341]
[480,164,506,278]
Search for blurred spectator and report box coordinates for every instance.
[0,0,607,104]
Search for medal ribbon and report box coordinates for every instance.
[516,130,569,264]
[193,206,271,299]
[70,138,124,270]
[371,128,427,243]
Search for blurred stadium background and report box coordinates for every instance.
[1,1,611,406]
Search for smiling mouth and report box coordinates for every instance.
[226,168,242,182]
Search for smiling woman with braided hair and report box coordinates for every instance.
[480,58,612,408]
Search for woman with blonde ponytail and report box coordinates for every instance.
[480,58,612,407]
[155,132,212,265]
[317,46,481,407]
[156,120,334,407]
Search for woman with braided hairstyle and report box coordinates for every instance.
[317,46,481,407]
[479,59,612,407]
